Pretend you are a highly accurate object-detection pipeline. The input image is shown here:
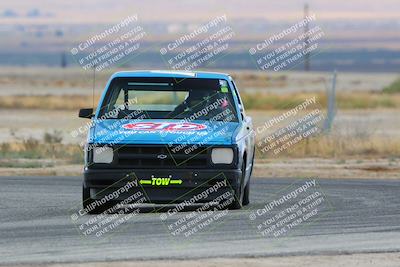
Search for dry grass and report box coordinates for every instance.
[2,92,400,110]
[231,72,289,88]
[383,78,400,93]
[242,92,400,110]
[0,94,101,110]
[0,141,83,164]
[256,134,400,159]
[0,131,83,165]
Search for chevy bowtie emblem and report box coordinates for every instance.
[157,154,167,159]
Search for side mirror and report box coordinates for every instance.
[244,116,252,131]
[79,108,94,119]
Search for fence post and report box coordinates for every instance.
[323,70,337,132]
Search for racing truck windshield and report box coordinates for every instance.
[99,77,239,122]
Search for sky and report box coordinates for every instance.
[0,0,399,24]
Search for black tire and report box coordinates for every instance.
[228,160,246,210]
[243,150,254,206]
[242,180,250,206]
[249,146,255,177]
[82,184,112,214]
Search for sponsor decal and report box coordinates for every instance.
[140,178,183,186]
[122,122,207,131]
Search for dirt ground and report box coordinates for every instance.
[254,158,400,179]
[4,252,400,267]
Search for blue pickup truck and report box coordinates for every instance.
[79,70,255,213]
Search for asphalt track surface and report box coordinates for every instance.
[0,176,399,265]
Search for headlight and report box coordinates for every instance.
[211,148,234,164]
[93,146,113,163]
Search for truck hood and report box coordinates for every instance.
[91,119,239,145]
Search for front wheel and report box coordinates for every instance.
[82,184,113,214]
[242,180,250,206]
[243,150,254,206]
[228,161,246,210]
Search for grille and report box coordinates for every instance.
[114,145,209,169]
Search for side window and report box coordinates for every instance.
[115,90,125,106]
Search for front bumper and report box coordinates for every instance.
[84,168,241,204]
